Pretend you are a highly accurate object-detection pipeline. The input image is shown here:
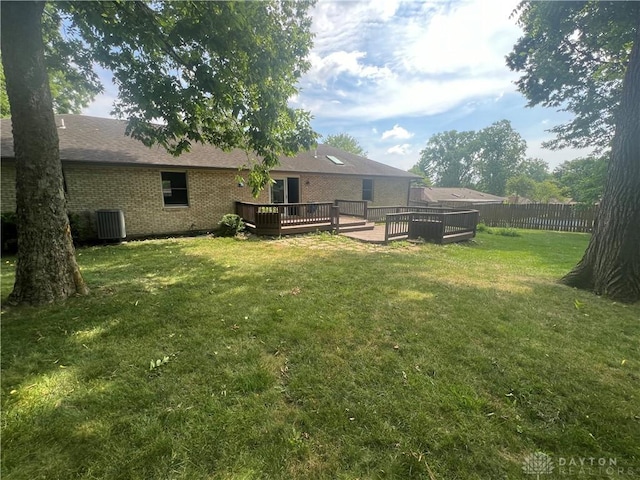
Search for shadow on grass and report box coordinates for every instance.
[1,235,637,479]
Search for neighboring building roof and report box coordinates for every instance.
[1,115,416,179]
[413,187,506,204]
[506,195,534,205]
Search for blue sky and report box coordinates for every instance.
[83,0,593,172]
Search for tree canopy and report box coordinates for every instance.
[0,4,102,118]
[505,174,564,203]
[414,130,477,188]
[0,60,9,117]
[323,133,367,156]
[520,157,551,183]
[474,120,527,196]
[554,156,607,204]
[412,120,530,196]
[507,1,640,153]
[63,1,317,193]
[505,174,536,199]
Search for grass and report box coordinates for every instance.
[1,230,639,479]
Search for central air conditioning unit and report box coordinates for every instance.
[95,209,126,241]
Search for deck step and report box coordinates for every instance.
[338,222,375,233]
[339,220,368,228]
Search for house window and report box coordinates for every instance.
[161,171,188,206]
[362,179,374,201]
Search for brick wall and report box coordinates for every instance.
[279,173,409,206]
[1,161,411,236]
[1,162,16,212]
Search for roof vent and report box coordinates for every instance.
[59,119,66,129]
[326,155,344,165]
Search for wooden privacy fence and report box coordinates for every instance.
[474,203,598,233]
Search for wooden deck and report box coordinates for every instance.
[278,215,373,235]
[235,201,479,244]
[340,224,398,244]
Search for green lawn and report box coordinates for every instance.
[1,231,639,479]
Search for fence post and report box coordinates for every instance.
[363,201,368,220]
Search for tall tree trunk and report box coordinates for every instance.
[1,1,88,305]
[561,16,640,303]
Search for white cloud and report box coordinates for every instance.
[382,124,414,140]
[302,74,515,121]
[306,51,393,86]
[310,0,402,54]
[298,0,522,122]
[397,0,521,76]
[387,143,413,155]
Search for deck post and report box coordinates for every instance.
[331,205,340,233]
[384,215,390,243]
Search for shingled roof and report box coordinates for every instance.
[1,115,416,179]
[413,187,506,203]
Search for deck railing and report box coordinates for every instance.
[384,209,479,243]
[441,210,480,236]
[367,206,406,222]
[335,199,368,218]
[384,212,412,241]
[367,205,465,222]
[235,202,337,235]
[236,201,478,242]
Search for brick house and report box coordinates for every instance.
[1,115,417,237]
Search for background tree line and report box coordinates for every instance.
[411,119,606,204]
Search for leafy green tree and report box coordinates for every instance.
[42,4,103,114]
[0,4,103,118]
[509,1,640,302]
[0,60,8,117]
[408,165,432,186]
[415,121,529,194]
[521,157,551,183]
[532,180,565,203]
[1,1,316,305]
[506,175,565,203]
[415,130,477,188]
[475,120,527,196]
[507,1,639,152]
[506,174,536,199]
[554,156,607,204]
[323,133,367,156]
